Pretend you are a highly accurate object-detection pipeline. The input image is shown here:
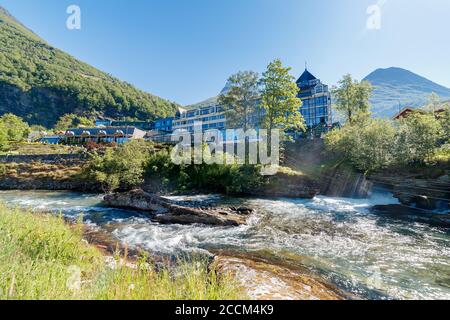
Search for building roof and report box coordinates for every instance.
[392,107,415,120]
[392,107,446,120]
[296,69,317,84]
[65,126,143,136]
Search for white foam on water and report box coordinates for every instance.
[1,189,449,300]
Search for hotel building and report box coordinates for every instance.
[172,99,226,132]
[296,69,332,128]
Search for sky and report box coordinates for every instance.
[1,0,449,105]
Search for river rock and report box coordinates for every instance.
[103,189,167,213]
[370,173,450,211]
[153,204,248,227]
[103,189,252,227]
[212,255,345,300]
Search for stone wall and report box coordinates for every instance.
[0,153,89,165]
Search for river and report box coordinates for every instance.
[0,189,449,300]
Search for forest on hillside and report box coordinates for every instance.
[0,7,179,127]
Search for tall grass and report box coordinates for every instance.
[0,203,244,300]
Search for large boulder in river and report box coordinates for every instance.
[103,189,252,227]
[103,189,167,212]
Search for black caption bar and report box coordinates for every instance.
[0,300,445,319]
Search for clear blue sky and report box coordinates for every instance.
[1,0,449,105]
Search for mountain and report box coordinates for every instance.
[0,6,179,127]
[363,67,450,118]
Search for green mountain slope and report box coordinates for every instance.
[363,67,450,118]
[0,6,179,127]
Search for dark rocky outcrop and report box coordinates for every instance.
[255,170,320,199]
[370,173,450,211]
[320,164,373,198]
[284,141,372,198]
[103,189,253,226]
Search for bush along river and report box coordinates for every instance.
[0,188,449,300]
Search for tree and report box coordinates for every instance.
[325,118,396,173]
[218,71,260,130]
[82,141,150,192]
[332,74,373,124]
[425,92,441,112]
[0,113,30,141]
[394,112,443,164]
[260,59,304,134]
[0,123,9,151]
[54,114,94,131]
[439,105,450,143]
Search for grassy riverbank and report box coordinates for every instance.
[0,203,244,300]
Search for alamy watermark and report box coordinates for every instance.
[66,265,81,292]
[366,0,387,30]
[66,5,81,30]
[170,123,280,176]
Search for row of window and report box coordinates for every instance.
[177,122,226,132]
[181,106,224,119]
[301,106,329,117]
[302,96,330,107]
[174,114,226,127]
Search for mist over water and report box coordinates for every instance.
[0,190,449,300]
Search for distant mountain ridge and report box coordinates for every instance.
[363,67,450,118]
[0,6,180,127]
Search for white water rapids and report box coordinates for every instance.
[0,189,449,300]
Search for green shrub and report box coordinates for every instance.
[325,111,447,172]
[144,148,266,195]
[325,118,396,173]
[395,112,444,165]
[82,141,151,192]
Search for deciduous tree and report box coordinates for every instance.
[332,74,373,124]
[0,113,30,141]
[218,71,260,130]
[260,59,304,134]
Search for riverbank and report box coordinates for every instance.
[0,202,244,300]
[0,199,348,300]
[0,156,321,198]
[1,189,449,299]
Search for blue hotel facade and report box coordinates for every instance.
[153,117,174,132]
[296,69,332,129]
[74,67,332,145]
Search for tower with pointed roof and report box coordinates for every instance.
[296,68,332,130]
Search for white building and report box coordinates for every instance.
[172,97,226,132]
